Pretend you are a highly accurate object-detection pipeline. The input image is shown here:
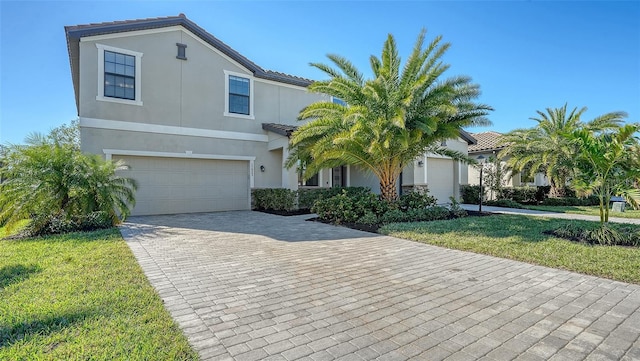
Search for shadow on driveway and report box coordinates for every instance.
[121,211,379,242]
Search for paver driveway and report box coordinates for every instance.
[121,211,640,361]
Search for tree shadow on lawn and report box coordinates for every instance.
[0,264,41,290]
[0,309,94,348]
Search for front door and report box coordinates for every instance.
[332,166,347,187]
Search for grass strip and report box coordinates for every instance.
[380,214,640,284]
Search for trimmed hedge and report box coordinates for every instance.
[298,187,370,209]
[497,187,537,204]
[312,189,464,225]
[460,184,482,204]
[252,188,296,211]
[484,199,524,209]
[542,196,600,207]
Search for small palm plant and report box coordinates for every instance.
[0,133,137,235]
[569,123,640,224]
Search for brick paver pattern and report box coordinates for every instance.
[120,211,640,361]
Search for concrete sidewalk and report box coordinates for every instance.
[461,204,640,225]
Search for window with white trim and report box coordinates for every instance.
[229,75,250,115]
[224,70,254,119]
[104,51,135,100]
[96,44,143,106]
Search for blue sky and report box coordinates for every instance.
[1,1,639,145]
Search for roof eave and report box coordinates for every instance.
[459,129,477,145]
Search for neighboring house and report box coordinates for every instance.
[65,14,475,215]
[467,131,547,195]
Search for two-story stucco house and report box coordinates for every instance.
[65,14,475,216]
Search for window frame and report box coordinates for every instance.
[96,44,143,106]
[224,70,254,119]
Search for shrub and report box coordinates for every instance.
[541,197,596,206]
[358,211,379,225]
[298,187,371,209]
[498,187,537,204]
[460,185,482,204]
[311,189,386,224]
[551,223,640,247]
[252,188,296,211]
[380,209,407,224]
[484,199,524,209]
[448,196,468,218]
[25,211,113,237]
[380,206,450,224]
[535,186,551,203]
[399,190,437,210]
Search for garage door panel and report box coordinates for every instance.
[427,158,455,203]
[117,156,249,215]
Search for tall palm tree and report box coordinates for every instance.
[286,29,492,201]
[499,104,625,198]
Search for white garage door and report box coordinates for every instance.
[117,156,250,216]
[426,158,455,204]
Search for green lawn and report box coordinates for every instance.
[0,227,197,360]
[380,214,640,284]
[523,205,640,219]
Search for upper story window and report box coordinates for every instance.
[104,51,135,100]
[229,75,250,115]
[224,70,254,119]
[96,44,143,106]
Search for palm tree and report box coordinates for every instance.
[0,134,137,234]
[499,104,625,198]
[570,123,640,224]
[286,29,492,201]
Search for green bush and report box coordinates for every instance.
[539,195,598,207]
[311,190,386,223]
[484,199,524,209]
[26,211,113,237]
[552,223,639,247]
[448,197,468,218]
[252,188,296,211]
[498,187,537,204]
[313,188,458,225]
[379,206,450,224]
[535,186,551,203]
[460,185,482,204]
[399,190,437,210]
[297,187,371,209]
[358,211,379,225]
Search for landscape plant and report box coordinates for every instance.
[286,29,492,202]
[0,132,137,235]
[569,123,640,224]
[499,104,625,198]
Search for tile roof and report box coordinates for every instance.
[65,14,314,112]
[468,131,505,153]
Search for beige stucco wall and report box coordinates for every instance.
[77,26,327,190]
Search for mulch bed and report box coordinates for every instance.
[254,208,313,216]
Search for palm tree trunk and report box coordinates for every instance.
[379,176,398,202]
[549,183,566,198]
